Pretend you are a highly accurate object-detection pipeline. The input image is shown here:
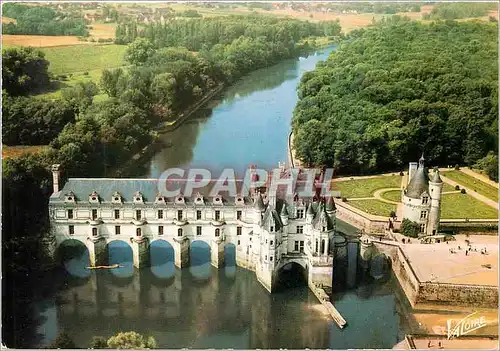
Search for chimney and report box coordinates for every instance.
[51,164,61,193]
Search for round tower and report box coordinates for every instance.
[427,168,443,235]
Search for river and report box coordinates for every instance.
[17,47,413,349]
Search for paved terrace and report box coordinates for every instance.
[400,234,498,286]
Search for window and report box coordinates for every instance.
[420,211,427,219]
[321,239,325,254]
[237,240,241,245]
[270,226,274,232]
[236,210,242,220]
[422,196,429,204]
[299,241,304,253]
[294,241,299,251]
[92,209,98,220]
[196,210,202,220]
[322,226,326,232]
[115,226,120,235]
[297,225,303,234]
[265,239,268,244]
[178,228,183,237]
[420,224,425,233]
[315,239,319,253]
[68,209,73,219]
[136,228,142,237]
[69,225,74,235]
[196,226,202,236]
[215,228,220,237]
[237,226,242,236]
[270,240,274,246]
[136,210,141,220]
[158,210,163,219]
[114,209,120,219]
[215,210,220,221]
[297,209,304,218]
[177,210,183,220]
[265,255,267,261]
[158,225,164,235]
[92,227,98,237]
[270,256,273,262]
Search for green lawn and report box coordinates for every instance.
[38,68,107,99]
[441,170,498,202]
[441,193,498,219]
[43,44,127,75]
[346,199,397,217]
[332,175,402,198]
[381,190,401,202]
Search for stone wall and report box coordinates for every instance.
[335,201,387,234]
[417,283,498,308]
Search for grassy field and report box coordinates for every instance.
[2,145,50,160]
[43,44,126,75]
[441,170,498,202]
[39,68,107,99]
[441,193,498,219]
[347,199,397,217]
[332,175,402,198]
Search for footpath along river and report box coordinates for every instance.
[20,47,414,348]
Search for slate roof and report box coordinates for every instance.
[430,169,443,183]
[312,204,334,230]
[405,155,429,199]
[50,178,252,204]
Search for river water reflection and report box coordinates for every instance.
[26,47,412,348]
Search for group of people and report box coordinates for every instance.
[450,244,488,256]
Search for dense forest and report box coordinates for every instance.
[114,15,341,47]
[2,3,88,36]
[292,18,498,180]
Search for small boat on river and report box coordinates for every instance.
[86,264,123,270]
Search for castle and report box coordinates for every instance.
[401,154,443,236]
[47,165,345,293]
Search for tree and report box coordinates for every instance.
[61,81,99,113]
[473,151,498,182]
[106,332,157,349]
[2,46,50,96]
[48,331,76,349]
[400,218,420,238]
[124,38,156,66]
[100,68,123,97]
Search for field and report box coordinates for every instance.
[2,22,117,47]
[42,44,126,75]
[2,145,50,160]
[332,175,402,198]
[440,193,498,219]
[346,199,397,217]
[441,170,498,202]
[380,190,402,203]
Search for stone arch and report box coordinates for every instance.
[57,239,91,279]
[369,253,392,280]
[275,261,308,291]
[189,240,212,280]
[149,239,176,280]
[106,240,134,278]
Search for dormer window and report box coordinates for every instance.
[422,196,429,204]
[89,191,100,204]
[213,195,222,205]
[133,192,144,204]
[155,194,166,204]
[111,192,122,204]
[270,226,274,232]
[235,196,244,205]
[322,226,326,232]
[65,191,76,203]
[175,195,185,205]
[194,193,204,205]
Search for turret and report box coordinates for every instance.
[280,202,289,226]
[253,192,266,225]
[427,168,443,235]
[306,202,315,224]
[325,196,336,215]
